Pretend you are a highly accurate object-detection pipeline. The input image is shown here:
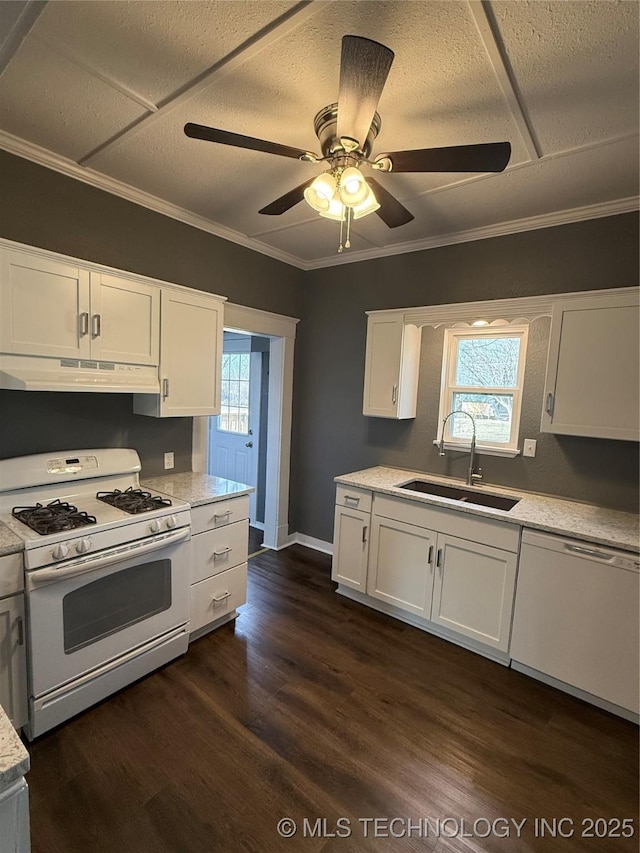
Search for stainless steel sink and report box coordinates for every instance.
[398,480,520,511]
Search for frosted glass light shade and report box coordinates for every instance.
[319,197,346,221]
[339,166,368,206]
[352,184,380,219]
[304,172,338,213]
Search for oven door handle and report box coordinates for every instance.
[30,527,190,585]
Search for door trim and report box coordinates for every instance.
[192,303,299,550]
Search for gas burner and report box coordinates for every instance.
[12,499,97,536]
[97,487,172,515]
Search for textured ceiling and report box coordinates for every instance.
[0,0,638,269]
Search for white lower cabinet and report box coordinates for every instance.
[367,517,435,617]
[189,497,249,638]
[0,554,28,730]
[430,534,517,652]
[334,489,519,657]
[0,778,30,853]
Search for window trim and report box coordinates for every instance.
[436,325,529,457]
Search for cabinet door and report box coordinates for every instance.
[431,534,517,652]
[0,249,90,358]
[367,516,436,617]
[362,314,421,418]
[541,292,639,441]
[90,273,159,365]
[331,505,370,592]
[0,594,28,730]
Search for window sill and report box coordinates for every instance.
[432,439,521,459]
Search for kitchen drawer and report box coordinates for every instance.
[191,495,250,535]
[335,484,372,513]
[191,519,249,583]
[0,553,23,599]
[190,562,247,634]
[373,493,519,553]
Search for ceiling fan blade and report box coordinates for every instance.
[258,180,312,215]
[336,35,394,148]
[184,123,316,161]
[375,142,511,173]
[366,177,414,228]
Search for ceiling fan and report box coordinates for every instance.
[184,35,511,251]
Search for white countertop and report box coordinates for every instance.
[335,467,639,553]
[0,523,23,556]
[142,472,254,507]
[0,704,29,793]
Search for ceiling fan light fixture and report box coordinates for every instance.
[319,197,347,221]
[352,184,380,219]
[339,166,368,206]
[304,171,338,213]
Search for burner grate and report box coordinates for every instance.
[12,499,97,536]
[96,487,172,515]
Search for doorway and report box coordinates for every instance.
[192,302,299,551]
[208,332,269,543]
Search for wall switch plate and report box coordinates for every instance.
[523,439,537,458]
[164,451,175,470]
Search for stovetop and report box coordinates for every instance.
[96,487,172,515]
[12,499,97,536]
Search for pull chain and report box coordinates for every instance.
[338,210,344,253]
[345,206,352,249]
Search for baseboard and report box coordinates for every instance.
[271,533,334,555]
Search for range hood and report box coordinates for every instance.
[0,354,160,394]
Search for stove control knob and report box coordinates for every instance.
[52,543,70,561]
[75,538,92,554]
[166,515,177,530]
[150,519,162,534]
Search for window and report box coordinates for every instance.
[219,352,250,434]
[438,325,528,455]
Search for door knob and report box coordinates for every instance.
[245,441,253,447]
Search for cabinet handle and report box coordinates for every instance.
[212,591,231,604]
[16,616,24,646]
[362,525,368,544]
[79,312,89,336]
[344,495,360,506]
[427,545,434,565]
[214,510,232,521]
[213,547,232,557]
[391,384,398,405]
[545,392,554,414]
[91,313,101,337]
[436,548,443,569]
[162,378,169,399]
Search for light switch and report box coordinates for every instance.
[523,439,537,458]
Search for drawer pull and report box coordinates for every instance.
[212,591,231,604]
[427,545,434,565]
[436,548,443,570]
[213,547,232,558]
[344,495,360,506]
[362,525,368,544]
[213,510,232,521]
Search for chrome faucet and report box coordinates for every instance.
[438,410,483,486]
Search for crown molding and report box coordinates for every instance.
[1,131,637,273]
[0,131,307,270]
[303,196,640,270]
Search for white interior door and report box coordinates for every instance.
[208,344,261,523]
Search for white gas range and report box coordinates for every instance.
[0,448,192,739]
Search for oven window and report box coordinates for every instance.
[62,560,172,653]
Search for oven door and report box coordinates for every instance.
[26,527,190,698]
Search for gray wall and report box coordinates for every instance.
[0,151,303,477]
[293,213,639,541]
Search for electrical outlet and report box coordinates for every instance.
[164,451,175,470]
[523,439,537,458]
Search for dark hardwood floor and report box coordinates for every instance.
[248,525,264,555]
[27,546,638,853]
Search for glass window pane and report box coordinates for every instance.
[451,392,513,443]
[239,380,249,407]
[222,353,230,379]
[220,380,230,405]
[455,337,521,388]
[229,354,240,380]
[239,354,250,380]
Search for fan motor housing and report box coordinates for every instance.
[314,103,381,159]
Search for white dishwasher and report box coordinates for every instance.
[510,529,639,717]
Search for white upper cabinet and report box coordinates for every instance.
[89,272,159,365]
[362,313,421,419]
[541,291,639,441]
[0,248,160,366]
[0,249,91,359]
[134,288,223,418]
